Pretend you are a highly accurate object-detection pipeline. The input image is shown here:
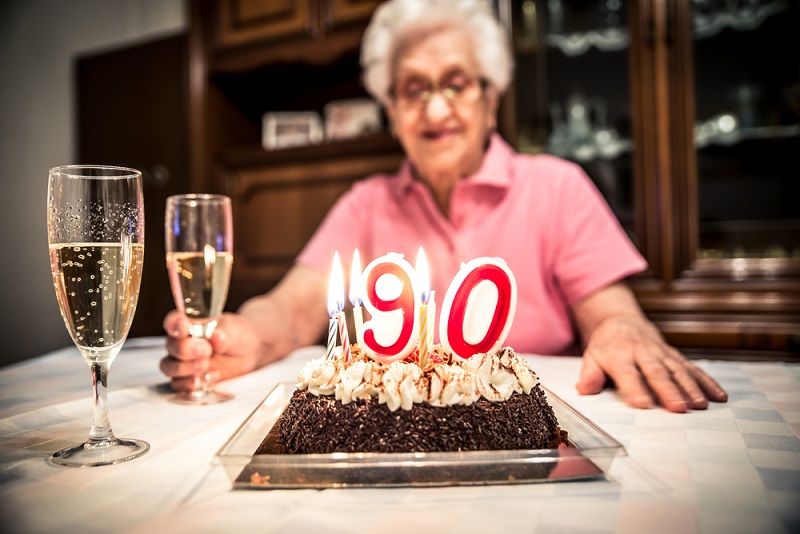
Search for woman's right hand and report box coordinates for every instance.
[160,311,267,392]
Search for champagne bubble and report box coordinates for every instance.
[90,275,95,279]
[90,301,96,306]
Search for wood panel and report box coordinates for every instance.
[216,0,313,48]
[225,150,403,306]
[323,0,382,30]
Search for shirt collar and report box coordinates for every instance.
[392,133,514,195]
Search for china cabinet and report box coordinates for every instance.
[188,0,800,357]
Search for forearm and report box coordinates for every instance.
[572,283,657,347]
[237,266,327,367]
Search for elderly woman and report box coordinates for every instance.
[161,0,727,412]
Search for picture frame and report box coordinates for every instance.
[323,98,382,141]
[262,112,324,150]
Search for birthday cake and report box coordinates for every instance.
[277,344,562,454]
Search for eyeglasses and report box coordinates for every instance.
[391,73,488,108]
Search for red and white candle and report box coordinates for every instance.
[360,253,419,362]
[438,257,517,360]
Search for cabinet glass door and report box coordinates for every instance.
[502,0,636,240]
[692,0,800,260]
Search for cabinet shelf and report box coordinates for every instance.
[543,0,789,58]
[546,27,628,57]
[695,123,800,149]
[219,133,401,169]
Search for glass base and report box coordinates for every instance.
[50,437,149,467]
[171,388,234,405]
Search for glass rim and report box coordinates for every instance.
[49,164,141,180]
[167,193,231,204]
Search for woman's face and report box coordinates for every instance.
[387,27,498,184]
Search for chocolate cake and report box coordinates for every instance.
[276,346,562,454]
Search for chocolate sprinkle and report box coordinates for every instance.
[277,384,561,454]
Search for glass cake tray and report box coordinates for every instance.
[216,383,625,489]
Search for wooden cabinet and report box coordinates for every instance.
[190,0,402,311]
[499,0,800,358]
[190,0,800,358]
[212,0,382,50]
[222,136,403,306]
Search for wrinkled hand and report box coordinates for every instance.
[160,311,266,392]
[576,315,728,412]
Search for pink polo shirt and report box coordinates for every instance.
[297,134,647,354]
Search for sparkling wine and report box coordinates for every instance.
[50,242,144,363]
[166,249,232,321]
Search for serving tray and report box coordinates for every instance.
[216,383,625,489]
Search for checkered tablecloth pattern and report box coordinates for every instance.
[1,338,798,533]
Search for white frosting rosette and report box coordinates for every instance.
[297,346,539,412]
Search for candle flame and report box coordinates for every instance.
[416,246,431,303]
[349,248,362,307]
[327,251,345,317]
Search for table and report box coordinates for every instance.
[1,337,799,533]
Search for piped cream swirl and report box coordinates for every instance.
[297,346,539,412]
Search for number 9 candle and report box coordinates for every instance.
[360,253,419,362]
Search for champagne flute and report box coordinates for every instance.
[47,165,149,467]
[165,194,234,404]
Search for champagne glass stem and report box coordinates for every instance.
[89,362,114,443]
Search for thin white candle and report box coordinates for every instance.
[326,252,344,360]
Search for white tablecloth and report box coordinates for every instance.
[1,337,799,533]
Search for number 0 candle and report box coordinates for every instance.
[439,257,517,360]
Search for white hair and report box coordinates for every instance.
[361,0,514,106]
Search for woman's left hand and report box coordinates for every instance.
[576,315,728,412]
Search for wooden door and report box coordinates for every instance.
[77,34,190,338]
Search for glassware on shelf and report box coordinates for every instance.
[47,165,149,467]
[546,94,631,163]
[693,0,790,40]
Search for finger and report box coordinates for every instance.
[576,353,606,395]
[163,310,190,338]
[171,371,221,392]
[605,358,654,409]
[685,360,728,402]
[166,336,212,361]
[636,348,688,413]
[160,355,209,378]
[663,357,708,410]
